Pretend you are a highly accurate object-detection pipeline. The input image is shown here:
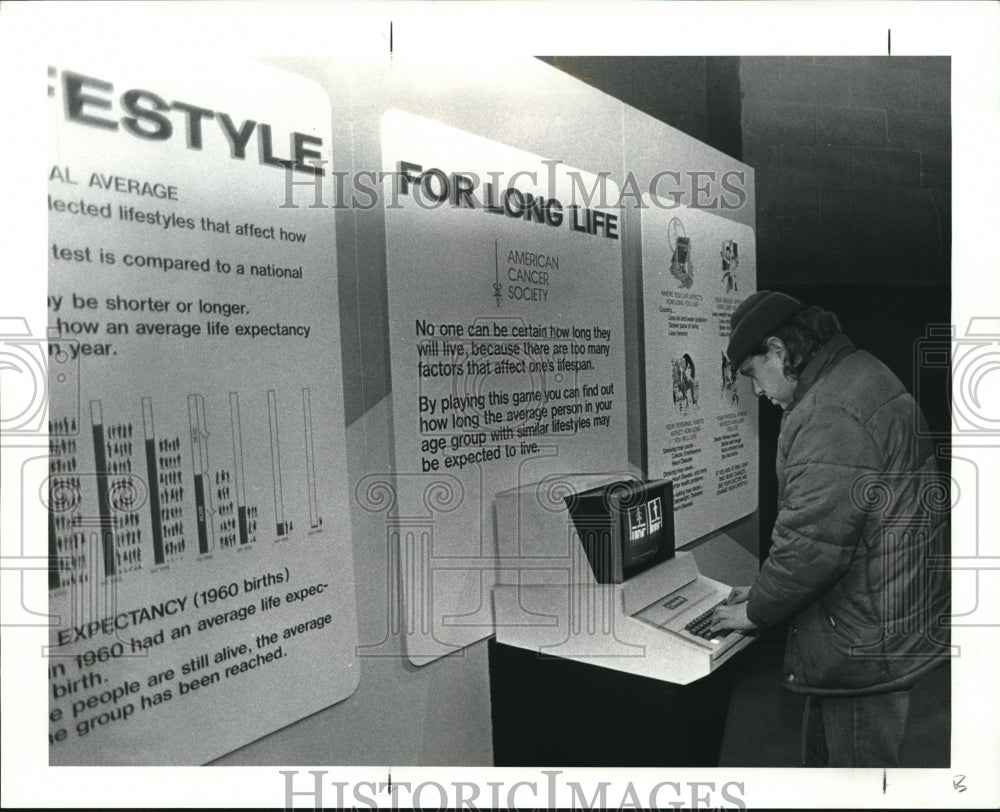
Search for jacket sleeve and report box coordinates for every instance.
[747,406,880,628]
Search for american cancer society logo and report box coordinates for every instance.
[493,241,559,308]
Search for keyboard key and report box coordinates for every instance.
[684,600,732,640]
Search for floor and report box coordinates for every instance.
[718,628,806,766]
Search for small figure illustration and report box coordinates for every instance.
[721,240,739,293]
[672,352,699,413]
[721,352,740,405]
[667,218,695,288]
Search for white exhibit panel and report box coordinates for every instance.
[380,109,630,665]
[45,58,358,764]
[641,201,758,548]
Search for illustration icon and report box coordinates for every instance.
[672,353,698,413]
[721,240,739,293]
[721,352,739,406]
[667,218,694,289]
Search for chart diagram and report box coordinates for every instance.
[267,389,291,537]
[46,387,324,589]
[303,388,323,531]
[229,393,259,546]
[89,400,144,577]
[48,417,84,590]
[143,397,187,565]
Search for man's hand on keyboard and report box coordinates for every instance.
[710,598,757,634]
[723,585,751,605]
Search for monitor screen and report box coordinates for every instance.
[565,478,674,583]
[625,493,664,566]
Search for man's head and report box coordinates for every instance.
[726,291,841,409]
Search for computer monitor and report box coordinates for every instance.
[564,478,675,584]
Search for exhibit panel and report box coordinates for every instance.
[617,102,760,587]
[38,51,764,765]
[45,57,358,764]
[641,202,758,548]
[380,109,630,665]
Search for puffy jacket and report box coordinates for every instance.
[747,334,950,696]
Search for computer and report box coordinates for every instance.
[564,477,737,653]
[564,478,675,584]
[492,473,752,681]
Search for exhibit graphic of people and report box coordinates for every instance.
[641,203,757,547]
[721,352,740,406]
[672,352,699,414]
[667,217,695,289]
[721,239,739,293]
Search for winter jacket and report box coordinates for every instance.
[746,334,950,696]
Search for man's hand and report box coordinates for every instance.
[711,587,758,634]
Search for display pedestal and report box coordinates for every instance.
[488,638,738,767]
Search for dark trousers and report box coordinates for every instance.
[802,661,950,768]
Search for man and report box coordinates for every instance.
[710,290,950,767]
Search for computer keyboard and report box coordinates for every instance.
[683,600,732,640]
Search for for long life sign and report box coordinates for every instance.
[381,110,629,665]
[641,202,758,547]
[45,58,358,764]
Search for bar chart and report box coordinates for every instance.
[47,387,320,590]
[48,417,84,589]
[229,392,259,546]
[303,387,322,531]
[268,389,291,537]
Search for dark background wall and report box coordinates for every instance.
[540,57,950,289]
[539,55,952,560]
[537,56,743,162]
[742,57,951,560]
[742,56,950,288]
